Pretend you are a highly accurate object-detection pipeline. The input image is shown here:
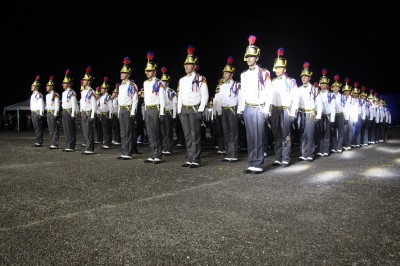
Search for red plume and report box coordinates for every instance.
[194,65,199,71]
[353,82,359,87]
[248,35,256,45]
[103,76,109,82]
[123,57,130,65]
[370,89,373,94]
[115,83,120,87]
[313,82,319,87]
[85,66,92,73]
[187,45,195,55]
[345,77,349,84]
[35,75,40,81]
[65,69,70,76]
[161,66,167,74]
[49,75,54,81]
[227,56,234,65]
[277,48,284,57]
[303,62,310,69]
[334,75,339,81]
[361,85,366,91]
[374,92,378,96]
[321,69,327,76]
[96,86,101,92]
[147,51,154,60]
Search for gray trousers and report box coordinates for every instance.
[271,107,291,163]
[31,112,43,145]
[81,111,94,152]
[46,112,59,147]
[100,114,112,147]
[316,114,331,154]
[119,108,133,157]
[112,113,121,143]
[180,107,202,164]
[145,107,162,159]
[331,113,344,151]
[161,111,174,153]
[221,108,239,159]
[243,105,265,168]
[298,112,315,158]
[61,110,76,150]
[343,119,353,148]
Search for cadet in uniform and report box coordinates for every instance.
[61,69,78,152]
[80,66,97,155]
[117,57,139,160]
[349,82,365,148]
[330,76,347,153]
[111,83,121,145]
[94,86,103,144]
[98,76,113,149]
[30,75,45,147]
[297,62,320,161]
[237,35,272,173]
[269,48,298,167]
[315,70,335,157]
[366,89,377,145]
[160,66,177,156]
[142,51,165,164]
[45,75,60,149]
[218,56,240,162]
[341,78,352,150]
[359,86,370,146]
[177,45,209,168]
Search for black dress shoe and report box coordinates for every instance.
[189,164,200,168]
[144,159,154,163]
[182,162,191,167]
[253,170,263,174]
[117,156,124,159]
[243,169,253,174]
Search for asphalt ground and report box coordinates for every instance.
[1,127,399,265]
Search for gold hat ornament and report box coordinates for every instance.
[223,56,235,73]
[145,51,158,71]
[331,74,342,89]
[46,75,55,87]
[379,97,385,104]
[95,86,101,95]
[32,75,41,87]
[113,83,119,94]
[184,45,198,65]
[82,66,94,82]
[101,76,110,90]
[342,77,352,92]
[62,69,72,84]
[120,57,132,74]
[300,61,313,77]
[367,89,374,100]
[351,81,360,95]
[273,48,287,70]
[360,85,368,97]
[318,69,330,85]
[244,35,260,60]
[161,66,170,82]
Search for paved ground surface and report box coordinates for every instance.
[1,127,399,265]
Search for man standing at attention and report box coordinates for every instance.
[45,75,60,149]
[269,48,298,167]
[237,35,272,174]
[177,45,209,168]
[30,75,45,147]
[117,57,139,160]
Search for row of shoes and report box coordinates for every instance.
[298,156,314,162]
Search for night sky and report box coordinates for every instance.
[2,1,399,121]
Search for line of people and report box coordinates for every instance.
[29,35,392,172]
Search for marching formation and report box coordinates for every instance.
[29,35,392,173]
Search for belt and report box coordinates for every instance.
[46,110,55,114]
[298,108,314,113]
[183,104,199,109]
[272,105,288,110]
[336,112,343,115]
[31,110,40,114]
[63,108,72,114]
[120,105,131,111]
[146,105,159,109]
[245,103,264,107]
[165,110,172,114]
[83,110,92,116]
[222,106,237,110]
[101,112,109,116]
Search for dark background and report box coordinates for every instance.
[2,1,399,124]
